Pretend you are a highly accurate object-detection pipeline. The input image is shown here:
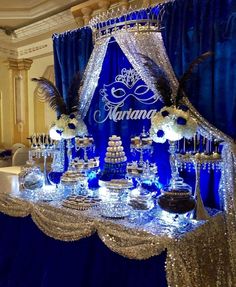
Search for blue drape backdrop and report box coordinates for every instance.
[161,0,236,209]
[162,0,236,139]
[53,27,93,104]
[84,38,170,185]
[1,1,236,287]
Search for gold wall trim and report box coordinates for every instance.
[71,0,167,27]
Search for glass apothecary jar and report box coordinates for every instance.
[19,160,44,191]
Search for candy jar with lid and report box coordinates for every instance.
[18,159,44,191]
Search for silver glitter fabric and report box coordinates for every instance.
[0,173,232,286]
[79,31,179,119]
[219,144,236,284]
[165,213,230,287]
[78,37,110,118]
[114,31,178,98]
[183,99,236,285]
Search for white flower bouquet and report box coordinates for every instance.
[32,74,88,141]
[141,52,211,143]
[49,113,88,140]
[150,105,198,143]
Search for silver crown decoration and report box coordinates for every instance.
[89,6,163,42]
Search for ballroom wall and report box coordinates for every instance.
[0,52,55,148]
[0,58,11,147]
[28,54,56,136]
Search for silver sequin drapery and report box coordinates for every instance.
[78,31,179,118]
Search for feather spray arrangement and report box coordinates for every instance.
[139,55,173,107]
[175,51,212,106]
[141,52,212,143]
[32,73,87,140]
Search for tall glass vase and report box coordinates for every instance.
[47,140,65,185]
[157,141,195,219]
[168,141,183,187]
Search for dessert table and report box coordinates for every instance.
[0,171,230,287]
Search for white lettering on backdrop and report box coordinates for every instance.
[93,68,158,123]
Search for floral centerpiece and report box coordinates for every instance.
[32,73,89,181]
[49,113,87,140]
[142,52,212,143]
[32,73,88,140]
[141,52,212,217]
[150,105,197,143]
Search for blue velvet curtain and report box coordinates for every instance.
[162,0,236,139]
[53,27,93,104]
[52,27,94,168]
[161,0,236,208]
[0,213,167,287]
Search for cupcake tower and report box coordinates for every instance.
[74,135,99,171]
[105,135,127,163]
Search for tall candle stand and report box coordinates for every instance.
[28,134,57,186]
[73,135,99,194]
[176,136,222,220]
[127,130,157,222]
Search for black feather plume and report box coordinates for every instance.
[176,51,213,105]
[32,77,67,115]
[140,54,173,106]
[66,72,82,114]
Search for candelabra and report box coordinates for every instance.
[70,135,100,195]
[127,129,157,223]
[176,153,221,220]
[28,134,58,186]
[175,134,222,220]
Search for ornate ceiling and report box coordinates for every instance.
[0,0,162,59]
[0,0,84,27]
[0,0,88,56]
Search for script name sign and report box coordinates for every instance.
[93,68,158,123]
